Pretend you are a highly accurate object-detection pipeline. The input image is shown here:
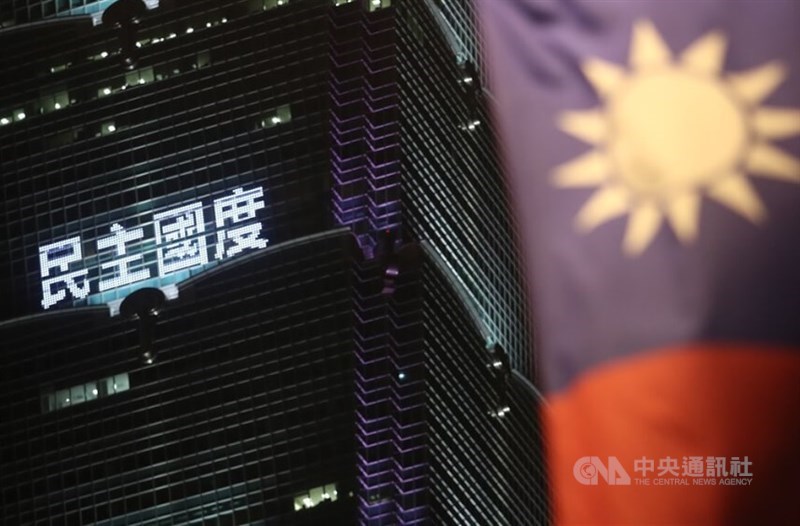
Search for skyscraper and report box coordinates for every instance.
[0,0,547,524]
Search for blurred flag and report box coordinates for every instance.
[478,1,800,524]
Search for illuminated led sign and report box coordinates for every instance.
[38,186,268,311]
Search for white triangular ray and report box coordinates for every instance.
[752,108,800,139]
[746,142,800,183]
[558,110,608,145]
[708,173,766,223]
[552,151,612,187]
[681,31,727,76]
[630,19,672,71]
[575,185,630,232]
[623,202,662,255]
[667,193,701,243]
[728,61,786,105]
[582,58,626,98]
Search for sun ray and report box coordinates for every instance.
[630,19,672,71]
[708,174,766,223]
[555,20,800,255]
[752,108,800,139]
[746,142,800,182]
[558,110,608,145]
[582,58,627,99]
[623,202,662,255]
[681,31,726,76]
[667,193,701,243]
[575,185,630,232]
[728,61,786,106]
[553,151,612,187]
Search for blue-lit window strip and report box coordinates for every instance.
[85,265,207,307]
[53,0,119,19]
[46,0,160,25]
[41,372,130,413]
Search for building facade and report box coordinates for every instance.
[0,0,547,524]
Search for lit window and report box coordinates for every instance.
[16,111,25,121]
[50,63,71,73]
[260,104,292,129]
[70,384,87,405]
[263,0,289,9]
[494,406,511,417]
[368,0,390,11]
[126,66,154,88]
[196,51,211,69]
[293,483,338,512]
[103,122,116,135]
[185,27,194,33]
[39,91,69,113]
[113,373,130,393]
[0,117,9,125]
[42,372,132,413]
[56,389,70,409]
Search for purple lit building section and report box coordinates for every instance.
[330,5,427,524]
[352,260,428,524]
[330,6,402,260]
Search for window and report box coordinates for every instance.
[293,483,338,511]
[39,90,69,113]
[196,51,211,69]
[261,0,290,10]
[50,62,72,73]
[111,373,130,393]
[260,104,292,129]
[125,66,155,87]
[368,0,391,11]
[41,372,130,413]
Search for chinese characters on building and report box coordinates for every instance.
[39,187,268,310]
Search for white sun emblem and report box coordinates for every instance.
[554,20,800,255]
